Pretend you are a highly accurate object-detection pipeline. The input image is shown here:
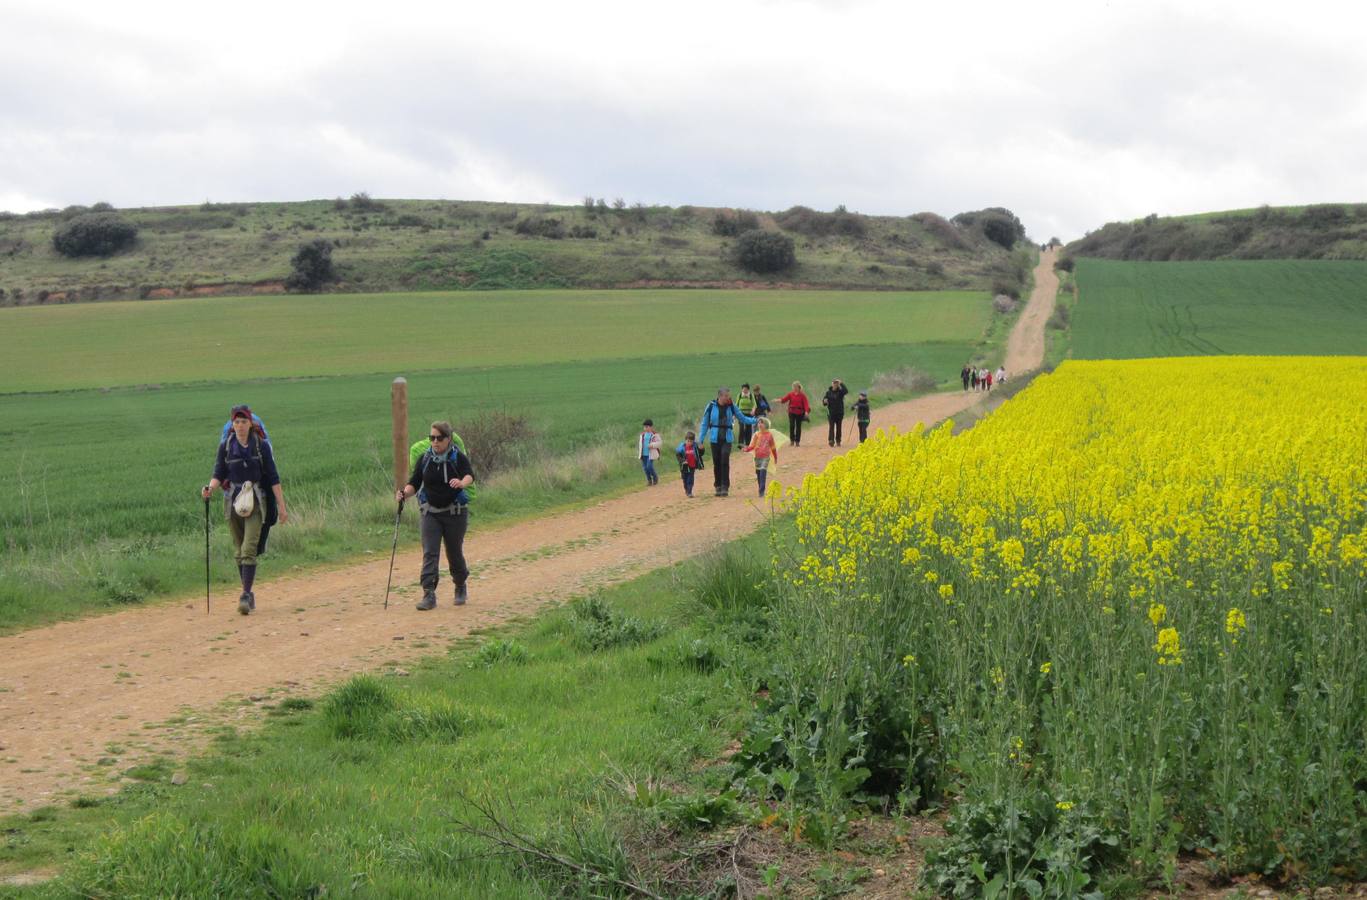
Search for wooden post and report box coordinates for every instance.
[391,377,408,492]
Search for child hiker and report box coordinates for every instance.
[638,419,662,486]
[743,417,779,498]
[675,430,704,497]
[853,391,871,443]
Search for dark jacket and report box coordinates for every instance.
[409,447,474,509]
[822,384,849,418]
[853,397,871,423]
[753,391,771,415]
[214,434,280,493]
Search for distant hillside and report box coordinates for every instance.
[1066,203,1367,262]
[0,198,1031,305]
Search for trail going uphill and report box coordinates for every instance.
[0,251,1058,810]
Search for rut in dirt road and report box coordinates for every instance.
[0,251,1059,810]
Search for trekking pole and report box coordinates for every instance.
[203,489,211,614]
[383,497,405,610]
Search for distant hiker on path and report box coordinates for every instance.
[202,405,288,616]
[675,430,704,498]
[397,420,474,611]
[637,419,662,486]
[736,384,758,447]
[822,378,849,447]
[778,381,811,447]
[698,386,757,497]
[752,384,771,418]
[995,366,1007,385]
[961,365,971,391]
[853,391,871,443]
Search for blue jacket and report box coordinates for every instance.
[698,400,757,445]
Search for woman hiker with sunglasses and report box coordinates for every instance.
[396,421,475,611]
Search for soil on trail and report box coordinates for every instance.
[1005,247,1059,375]
[0,254,1057,811]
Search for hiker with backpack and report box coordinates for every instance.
[396,420,475,611]
[201,405,288,616]
[853,391,872,443]
[697,386,758,497]
[675,430,705,498]
[736,384,758,447]
[752,384,772,419]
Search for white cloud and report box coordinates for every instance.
[1,0,1365,237]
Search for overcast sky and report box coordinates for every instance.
[2,0,1364,239]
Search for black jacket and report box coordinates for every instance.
[822,384,848,418]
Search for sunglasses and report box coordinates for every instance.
[429,434,449,442]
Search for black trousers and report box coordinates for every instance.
[788,414,803,445]
[420,507,469,590]
[710,441,731,492]
[828,416,844,445]
[857,421,869,443]
[738,422,754,446]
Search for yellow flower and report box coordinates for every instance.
[1224,607,1246,635]
[990,666,1005,687]
[1055,801,1074,811]
[1154,627,1182,665]
[938,583,955,600]
[1147,603,1167,627]
[1039,661,1053,675]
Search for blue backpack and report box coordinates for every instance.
[216,413,278,555]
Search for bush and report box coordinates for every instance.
[774,204,867,239]
[954,207,1026,250]
[870,365,937,395]
[735,230,796,274]
[52,213,138,257]
[992,294,1017,314]
[911,212,969,251]
[711,209,760,237]
[454,410,534,476]
[1054,255,1075,273]
[513,216,566,239]
[348,192,386,212]
[284,239,337,292]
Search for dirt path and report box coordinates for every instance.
[0,272,1055,811]
[1005,248,1059,376]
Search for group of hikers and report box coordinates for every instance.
[962,364,1008,392]
[203,379,875,616]
[638,380,873,500]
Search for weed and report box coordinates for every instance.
[567,595,665,651]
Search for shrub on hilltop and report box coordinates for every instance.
[52,213,139,258]
[775,204,868,239]
[711,209,761,237]
[285,239,338,292]
[735,230,796,274]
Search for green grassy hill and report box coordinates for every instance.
[0,198,1029,304]
[1065,203,1367,262]
[1070,258,1367,358]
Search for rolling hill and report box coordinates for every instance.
[0,198,1031,305]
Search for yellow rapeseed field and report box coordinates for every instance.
[765,356,1366,883]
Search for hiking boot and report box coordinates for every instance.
[416,590,437,611]
[247,591,256,611]
[454,582,468,606]
[238,592,251,616]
